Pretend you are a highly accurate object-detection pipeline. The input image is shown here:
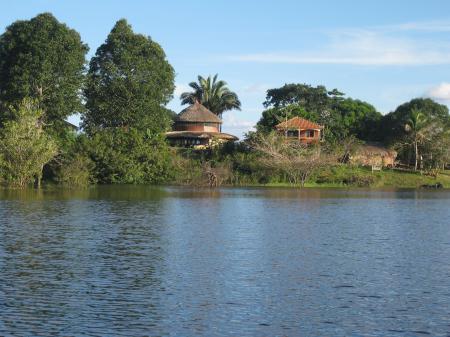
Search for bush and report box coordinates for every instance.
[87,128,173,184]
[55,154,95,187]
[314,165,375,187]
[0,99,57,187]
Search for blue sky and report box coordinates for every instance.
[2,0,450,137]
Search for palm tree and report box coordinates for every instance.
[405,108,428,171]
[180,74,241,123]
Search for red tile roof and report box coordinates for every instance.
[275,116,323,130]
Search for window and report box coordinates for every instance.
[304,130,314,138]
[204,122,218,127]
[287,130,299,137]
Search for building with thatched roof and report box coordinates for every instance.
[349,143,397,168]
[165,102,238,148]
[275,116,323,144]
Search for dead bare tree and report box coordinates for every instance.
[251,133,335,187]
[201,161,232,188]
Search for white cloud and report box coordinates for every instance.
[382,20,450,33]
[222,111,255,130]
[227,21,450,66]
[242,83,269,94]
[174,83,190,97]
[427,82,450,101]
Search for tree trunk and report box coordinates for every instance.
[414,140,418,171]
[36,164,43,189]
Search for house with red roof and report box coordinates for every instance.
[275,116,324,144]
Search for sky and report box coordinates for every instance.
[2,0,450,137]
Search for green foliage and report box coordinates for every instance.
[0,98,58,187]
[46,133,95,187]
[316,165,375,187]
[332,98,381,140]
[256,83,381,141]
[0,13,88,135]
[256,104,317,133]
[381,98,449,143]
[381,100,450,169]
[87,128,173,184]
[55,153,95,187]
[83,19,174,134]
[170,151,203,185]
[263,83,344,109]
[180,74,241,117]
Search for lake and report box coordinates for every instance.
[0,186,450,337]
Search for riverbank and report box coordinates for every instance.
[242,167,450,189]
[2,166,449,190]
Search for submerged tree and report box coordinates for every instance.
[0,98,57,187]
[180,74,241,120]
[83,19,175,133]
[0,13,88,136]
[87,128,173,184]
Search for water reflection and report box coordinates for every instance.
[0,186,450,336]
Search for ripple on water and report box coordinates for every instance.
[0,187,450,336]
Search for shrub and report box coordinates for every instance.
[87,128,173,184]
[55,154,95,187]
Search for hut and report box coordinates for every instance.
[275,116,323,144]
[165,102,238,149]
[349,143,397,168]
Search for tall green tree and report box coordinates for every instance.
[380,98,449,143]
[0,98,57,187]
[256,104,318,133]
[180,74,241,119]
[333,98,381,140]
[263,83,344,111]
[83,19,175,133]
[87,128,173,184]
[404,109,429,171]
[256,83,381,141]
[0,13,88,136]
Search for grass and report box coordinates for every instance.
[371,169,450,188]
[251,166,450,189]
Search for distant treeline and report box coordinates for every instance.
[0,13,448,188]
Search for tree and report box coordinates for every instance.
[381,98,449,143]
[382,98,450,168]
[404,109,429,171]
[0,98,57,187]
[257,83,381,141]
[263,83,344,110]
[256,104,319,133]
[87,128,173,184]
[83,19,174,133]
[180,74,241,120]
[422,125,450,170]
[332,98,381,141]
[250,132,334,187]
[0,13,88,136]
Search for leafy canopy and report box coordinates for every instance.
[380,98,449,143]
[87,128,173,184]
[0,98,57,187]
[256,83,381,141]
[0,13,88,134]
[83,19,175,134]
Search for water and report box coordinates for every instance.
[0,186,450,337]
